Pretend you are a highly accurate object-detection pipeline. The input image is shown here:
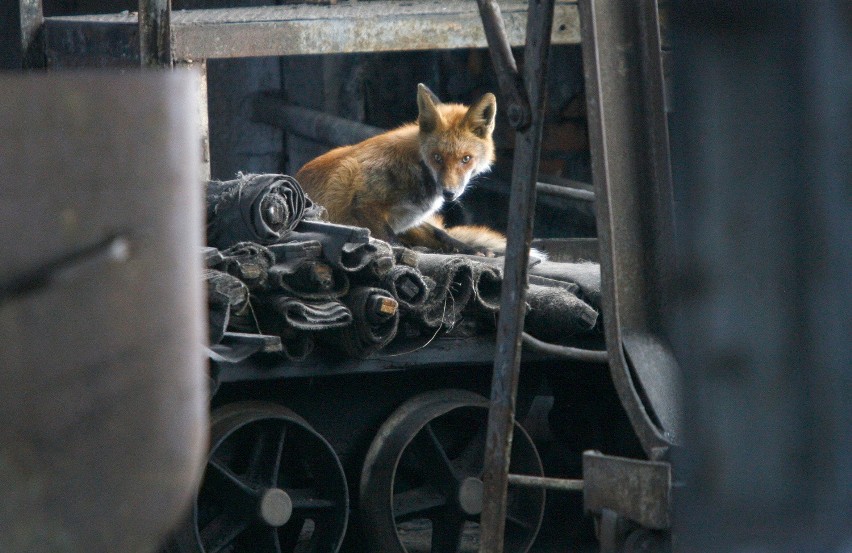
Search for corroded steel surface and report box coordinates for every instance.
[44,1,579,63]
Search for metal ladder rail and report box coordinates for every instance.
[474,1,556,551]
[477,0,678,550]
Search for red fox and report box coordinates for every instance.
[296,84,543,259]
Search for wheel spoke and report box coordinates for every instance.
[407,423,459,485]
[272,529,283,553]
[238,524,281,553]
[455,426,486,476]
[247,422,287,486]
[277,516,306,551]
[506,511,535,532]
[393,485,448,522]
[430,509,466,553]
[208,456,258,499]
[199,512,250,553]
[287,488,336,512]
[270,424,287,487]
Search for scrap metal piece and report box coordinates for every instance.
[583,451,672,531]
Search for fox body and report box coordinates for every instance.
[296,84,510,256]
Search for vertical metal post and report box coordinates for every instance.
[139,0,172,68]
[177,59,212,181]
[21,0,44,69]
[0,70,207,553]
[1,0,44,69]
[479,0,555,551]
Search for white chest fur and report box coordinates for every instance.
[388,195,444,232]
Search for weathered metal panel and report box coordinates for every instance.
[0,71,207,553]
[44,1,580,63]
[579,0,681,458]
[583,451,672,530]
[173,1,579,59]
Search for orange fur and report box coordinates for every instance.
[297,84,546,258]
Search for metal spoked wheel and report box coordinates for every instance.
[359,390,545,553]
[167,401,349,553]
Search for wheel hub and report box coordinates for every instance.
[457,476,484,516]
[259,487,293,527]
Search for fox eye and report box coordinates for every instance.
[461,155,472,164]
[433,153,443,164]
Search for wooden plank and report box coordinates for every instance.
[44,1,579,63]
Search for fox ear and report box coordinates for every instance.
[417,83,441,133]
[465,92,497,138]
[418,83,442,106]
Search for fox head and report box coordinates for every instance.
[416,83,497,202]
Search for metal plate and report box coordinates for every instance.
[583,451,671,530]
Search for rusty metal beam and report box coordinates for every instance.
[44,1,580,63]
[479,0,556,550]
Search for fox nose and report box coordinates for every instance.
[442,189,457,202]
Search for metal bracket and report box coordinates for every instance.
[583,451,672,531]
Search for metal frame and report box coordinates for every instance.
[1,0,44,69]
[477,0,679,549]
[579,0,681,460]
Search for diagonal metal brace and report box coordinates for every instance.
[475,0,532,130]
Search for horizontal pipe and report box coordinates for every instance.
[507,473,584,491]
[522,332,609,363]
[535,180,596,201]
[253,93,382,147]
